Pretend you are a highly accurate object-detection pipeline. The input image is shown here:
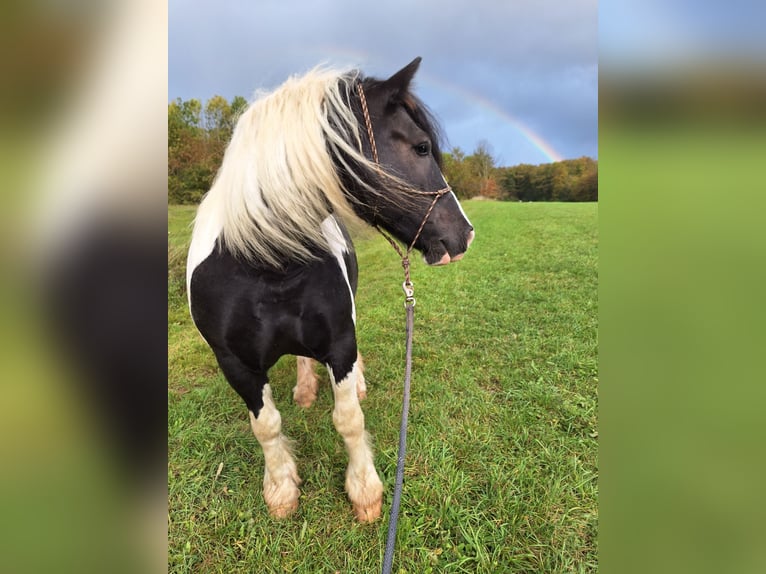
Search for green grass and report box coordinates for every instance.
[168,201,598,573]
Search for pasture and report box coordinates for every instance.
[168,200,598,573]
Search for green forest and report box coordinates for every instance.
[169,96,597,205]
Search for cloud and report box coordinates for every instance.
[169,0,598,164]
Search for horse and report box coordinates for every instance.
[186,57,474,522]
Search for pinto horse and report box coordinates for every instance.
[186,57,474,522]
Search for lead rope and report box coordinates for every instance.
[381,296,414,574]
[356,82,448,574]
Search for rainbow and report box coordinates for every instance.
[421,74,565,163]
[311,47,565,164]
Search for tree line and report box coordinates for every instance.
[168,96,597,204]
[442,140,597,202]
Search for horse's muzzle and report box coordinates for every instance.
[427,229,475,266]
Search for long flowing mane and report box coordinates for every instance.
[193,67,372,266]
[192,65,445,267]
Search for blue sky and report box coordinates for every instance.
[169,0,598,167]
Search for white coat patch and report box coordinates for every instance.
[320,216,356,324]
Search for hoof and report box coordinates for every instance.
[292,385,317,408]
[263,469,301,519]
[268,499,299,519]
[353,496,382,522]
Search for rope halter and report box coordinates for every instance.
[356,82,452,303]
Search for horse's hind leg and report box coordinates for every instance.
[355,352,367,400]
[293,356,318,407]
[217,355,301,518]
[328,354,383,522]
[294,353,366,406]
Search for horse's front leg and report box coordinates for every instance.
[248,384,301,518]
[328,353,383,522]
[217,354,302,518]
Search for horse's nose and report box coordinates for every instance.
[467,228,475,247]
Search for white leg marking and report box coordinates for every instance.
[293,356,319,407]
[328,360,383,522]
[248,385,301,518]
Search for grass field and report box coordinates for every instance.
[168,200,598,573]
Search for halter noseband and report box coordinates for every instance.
[356,82,451,294]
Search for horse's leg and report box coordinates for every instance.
[249,384,301,518]
[297,353,365,403]
[327,353,383,522]
[293,356,318,408]
[217,354,301,518]
[355,351,367,400]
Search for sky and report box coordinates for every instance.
[169,0,598,167]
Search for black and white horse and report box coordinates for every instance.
[186,58,474,522]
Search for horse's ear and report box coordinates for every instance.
[384,57,422,95]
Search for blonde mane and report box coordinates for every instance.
[194,66,391,267]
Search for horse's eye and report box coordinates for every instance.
[414,142,431,156]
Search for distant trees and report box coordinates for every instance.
[442,144,597,202]
[498,157,598,202]
[168,95,247,204]
[168,97,597,204]
[442,141,502,200]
